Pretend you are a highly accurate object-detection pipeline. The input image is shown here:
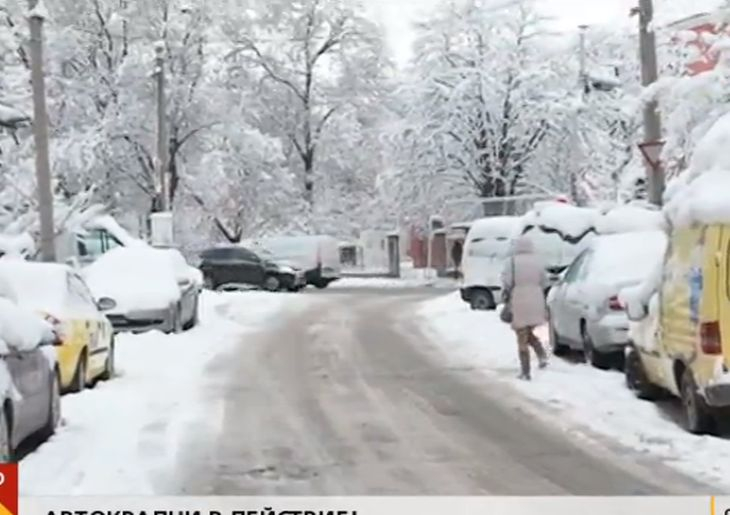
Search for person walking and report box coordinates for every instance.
[501,236,549,380]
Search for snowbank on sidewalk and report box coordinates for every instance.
[419,292,730,489]
[331,276,457,289]
[20,291,308,495]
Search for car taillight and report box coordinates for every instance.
[608,295,623,311]
[701,321,723,355]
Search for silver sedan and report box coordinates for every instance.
[546,231,667,369]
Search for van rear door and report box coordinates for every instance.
[717,226,730,369]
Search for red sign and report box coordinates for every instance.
[0,464,18,515]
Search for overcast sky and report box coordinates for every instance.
[367,0,717,65]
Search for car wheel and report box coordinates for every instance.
[0,406,12,463]
[100,339,115,381]
[469,290,495,311]
[69,352,87,394]
[680,368,715,434]
[548,317,569,357]
[313,279,330,289]
[264,276,281,292]
[40,370,61,439]
[625,347,660,400]
[581,326,611,370]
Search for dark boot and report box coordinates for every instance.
[518,350,531,380]
[530,334,548,369]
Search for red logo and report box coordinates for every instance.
[0,464,17,515]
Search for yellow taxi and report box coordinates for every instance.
[625,223,730,434]
[0,261,115,393]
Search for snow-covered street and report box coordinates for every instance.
[11,285,723,494]
[19,291,310,495]
[15,286,708,495]
[420,292,730,490]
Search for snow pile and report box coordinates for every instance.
[596,204,666,234]
[160,248,203,286]
[587,231,667,286]
[20,291,311,495]
[0,232,34,259]
[330,276,456,289]
[521,202,600,240]
[84,247,180,312]
[0,261,71,315]
[419,292,730,489]
[0,297,54,352]
[665,111,730,228]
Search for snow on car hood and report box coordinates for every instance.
[84,247,181,313]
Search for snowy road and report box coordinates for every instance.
[172,289,706,495]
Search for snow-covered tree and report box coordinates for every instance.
[223,0,392,219]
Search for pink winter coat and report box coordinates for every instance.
[501,236,549,330]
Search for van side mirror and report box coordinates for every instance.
[626,300,649,322]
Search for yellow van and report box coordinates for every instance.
[625,223,730,434]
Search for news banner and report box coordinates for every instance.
[3,465,729,514]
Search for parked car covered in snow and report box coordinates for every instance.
[459,216,520,310]
[245,235,341,288]
[519,201,599,286]
[0,296,61,461]
[547,230,667,369]
[85,247,200,334]
[0,261,115,393]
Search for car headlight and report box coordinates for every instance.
[96,297,117,311]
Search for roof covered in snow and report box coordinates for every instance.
[665,111,730,228]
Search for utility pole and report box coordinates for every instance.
[578,24,589,98]
[634,0,664,206]
[569,25,589,205]
[28,0,55,262]
[153,42,169,212]
[149,42,174,247]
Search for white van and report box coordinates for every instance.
[460,216,521,310]
[247,235,341,288]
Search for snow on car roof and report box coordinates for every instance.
[467,216,521,239]
[0,260,70,312]
[595,204,667,235]
[520,202,600,241]
[587,231,668,285]
[83,246,180,312]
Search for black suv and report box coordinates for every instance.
[199,247,305,292]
